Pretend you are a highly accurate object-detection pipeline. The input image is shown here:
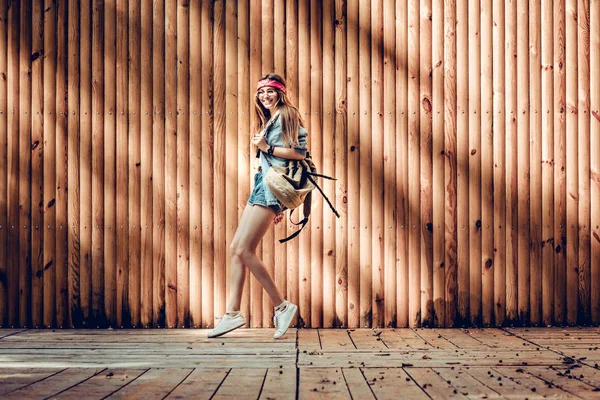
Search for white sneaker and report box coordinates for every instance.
[273,301,297,339]
[207,313,245,338]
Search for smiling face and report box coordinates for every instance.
[256,87,280,110]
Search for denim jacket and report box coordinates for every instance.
[259,115,308,206]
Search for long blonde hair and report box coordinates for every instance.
[254,73,304,147]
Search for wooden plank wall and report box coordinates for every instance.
[0,0,598,329]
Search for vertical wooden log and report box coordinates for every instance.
[249,0,262,327]
[359,0,373,328]
[529,0,542,326]
[91,0,105,326]
[591,0,600,325]
[541,0,554,326]
[481,0,494,327]
[19,0,32,328]
[335,0,349,328]
[237,0,250,323]
[177,0,190,328]
[408,0,421,327]
[505,0,518,324]
[298,0,311,327]
[152,0,166,328]
[213,0,226,324]
[104,0,117,327]
[468,0,482,326]
[322,0,336,329]
[31,2,46,327]
[310,0,324,329]
[68,0,81,328]
[224,0,238,320]
[6,0,19,327]
[32,0,45,329]
[189,0,202,327]
[553,0,567,325]
[396,0,409,327]
[165,0,178,328]
[493,0,506,326]
[444,0,458,327]
[128,0,142,328]
[140,0,153,328]
[371,0,385,328]
[285,0,300,325]
[261,0,275,328]
[201,0,214,328]
[577,0,591,324]
[273,0,287,322]
[0,0,8,327]
[346,0,360,328]
[566,0,578,325]
[55,0,68,329]
[456,0,469,325]
[383,0,397,328]
[517,0,530,325]
[432,0,445,327]
[420,0,434,327]
[116,0,130,328]
[193,11,204,318]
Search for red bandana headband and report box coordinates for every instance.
[257,78,286,93]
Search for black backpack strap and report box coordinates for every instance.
[287,208,303,226]
[306,175,340,218]
[307,171,337,180]
[279,191,312,243]
[279,216,309,243]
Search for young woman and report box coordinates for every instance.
[208,73,306,339]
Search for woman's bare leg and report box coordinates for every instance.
[227,204,284,312]
[226,205,252,312]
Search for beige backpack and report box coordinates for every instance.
[265,152,340,243]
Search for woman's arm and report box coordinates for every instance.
[269,146,306,160]
[253,135,306,160]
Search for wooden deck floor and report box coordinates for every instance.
[1,327,600,399]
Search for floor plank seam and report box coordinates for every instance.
[208,368,231,400]
[358,367,379,399]
[0,329,31,340]
[379,333,390,350]
[340,368,356,400]
[0,367,67,397]
[546,365,600,392]
[255,368,269,400]
[346,330,358,349]
[460,367,506,398]
[401,368,434,399]
[412,329,437,349]
[378,334,392,350]
[496,366,565,396]
[445,329,488,348]
[100,368,151,400]
[161,368,195,400]
[47,367,108,399]
[522,367,591,399]
[316,328,323,350]
[499,327,599,370]
[428,367,476,398]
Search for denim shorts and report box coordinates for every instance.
[248,172,287,214]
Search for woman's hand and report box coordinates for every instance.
[252,134,268,153]
[273,212,284,225]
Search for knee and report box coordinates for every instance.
[230,241,251,262]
